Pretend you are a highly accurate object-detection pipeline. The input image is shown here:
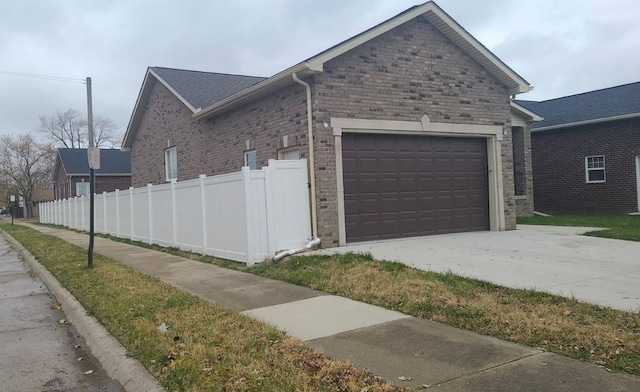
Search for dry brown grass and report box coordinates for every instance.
[2,224,409,391]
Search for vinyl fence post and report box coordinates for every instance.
[171,179,177,247]
[115,189,120,237]
[264,161,276,257]
[129,186,134,241]
[103,191,108,234]
[147,184,153,244]
[199,174,207,255]
[242,167,255,266]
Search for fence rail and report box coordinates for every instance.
[40,160,312,265]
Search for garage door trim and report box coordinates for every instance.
[332,116,505,246]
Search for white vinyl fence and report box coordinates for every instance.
[40,160,312,265]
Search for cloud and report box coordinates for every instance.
[1,0,639,137]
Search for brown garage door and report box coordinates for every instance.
[342,133,489,242]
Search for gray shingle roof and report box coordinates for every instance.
[58,148,131,175]
[150,67,265,110]
[516,81,640,129]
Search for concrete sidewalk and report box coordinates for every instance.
[18,223,640,391]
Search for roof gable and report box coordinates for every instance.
[516,81,640,131]
[123,1,531,148]
[193,1,531,120]
[57,148,131,175]
[150,67,265,111]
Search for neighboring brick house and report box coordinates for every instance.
[53,148,132,200]
[510,101,543,217]
[517,81,640,213]
[123,1,535,247]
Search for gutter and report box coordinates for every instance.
[292,72,319,240]
[194,63,311,119]
[531,112,640,132]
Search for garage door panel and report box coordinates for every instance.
[342,157,357,173]
[416,159,434,172]
[380,198,399,213]
[379,178,398,193]
[343,133,489,242]
[398,158,415,173]
[359,158,378,174]
[399,178,417,192]
[434,159,451,171]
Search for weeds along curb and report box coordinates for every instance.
[2,230,166,392]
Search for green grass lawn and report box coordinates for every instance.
[2,223,405,392]
[30,220,640,376]
[517,213,640,242]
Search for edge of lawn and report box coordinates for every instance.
[1,223,408,392]
[30,221,640,376]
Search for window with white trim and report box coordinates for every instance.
[585,155,605,183]
[244,150,257,170]
[76,182,89,197]
[165,146,177,181]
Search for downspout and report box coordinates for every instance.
[292,72,319,240]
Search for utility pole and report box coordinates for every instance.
[86,77,97,268]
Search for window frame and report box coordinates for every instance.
[76,181,90,197]
[165,146,177,182]
[585,155,606,184]
[277,147,300,160]
[244,149,257,170]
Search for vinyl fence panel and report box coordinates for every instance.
[39,160,312,265]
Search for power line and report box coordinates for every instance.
[0,70,85,84]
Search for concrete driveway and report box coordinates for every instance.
[316,225,640,312]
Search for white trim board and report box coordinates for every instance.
[331,116,505,246]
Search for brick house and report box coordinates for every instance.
[53,148,132,200]
[517,81,640,213]
[122,1,535,247]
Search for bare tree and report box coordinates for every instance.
[93,116,120,148]
[0,134,55,218]
[39,108,121,148]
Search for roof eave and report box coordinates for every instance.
[510,101,543,122]
[122,68,200,149]
[194,62,314,119]
[65,172,132,176]
[195,1,532,120]
[421,3,531,95]
[532,112,640,132]
[122,69,154,149]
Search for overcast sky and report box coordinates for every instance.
[1,0,638,142]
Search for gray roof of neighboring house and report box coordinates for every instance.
[57,148,131,175]
[150,67,266,110]
[516,81,640,130]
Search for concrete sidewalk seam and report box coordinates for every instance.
[2,230,166,392]
[435,351,545,387]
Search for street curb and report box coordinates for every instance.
[2,230,166,392]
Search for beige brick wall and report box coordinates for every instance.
[131,80,310,187]
[311,16,515,244]
[515,123,535,217]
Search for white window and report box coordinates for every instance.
[585,155,606,183]
[76,182,89,197]
[165,147,177,181]
[244,150,257,170]
[278,148,300,160]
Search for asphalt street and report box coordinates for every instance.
[0,235,123,392]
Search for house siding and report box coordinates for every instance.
[54,174,131,200]
[514,124,534,216]
[131,81,309,187]
[531,118,640,213]
[130,15,519,248]
[311,16,515,244]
